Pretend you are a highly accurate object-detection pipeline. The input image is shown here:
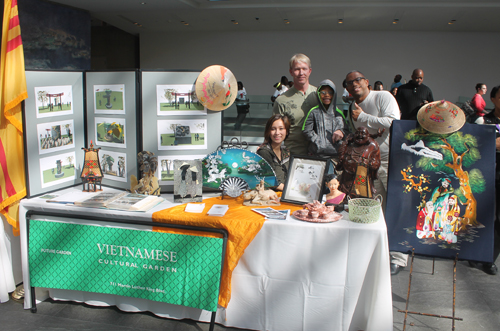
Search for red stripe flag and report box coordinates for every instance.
[0,0,28,236]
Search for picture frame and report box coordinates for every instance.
[281,155,330,205]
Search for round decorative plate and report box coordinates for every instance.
[220,176,249,197]
[292,210,343,223]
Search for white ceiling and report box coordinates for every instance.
[48,0,500,35]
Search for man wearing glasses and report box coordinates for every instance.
[344,70,405,275]
[396,68,434,120]
[273,54,317,155]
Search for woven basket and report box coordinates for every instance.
[348,195,382,224]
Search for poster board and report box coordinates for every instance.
[385,120,496,262]
[85,71,140,190]
[141,71,222,193]
[24,71,85,197]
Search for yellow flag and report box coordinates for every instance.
[0,0,28,236]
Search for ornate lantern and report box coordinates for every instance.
[81,141,103,192]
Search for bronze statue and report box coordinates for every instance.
[336,127,383,199]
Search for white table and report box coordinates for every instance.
[19,187,393,331]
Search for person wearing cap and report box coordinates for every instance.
[396,68,434,120]
[344,70,403,274]
[271,76,289,103]
[273,54,318,156]
[302,79,345,166]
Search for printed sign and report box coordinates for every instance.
[28,220,223,311]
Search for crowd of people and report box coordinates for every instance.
[257,53,500,277]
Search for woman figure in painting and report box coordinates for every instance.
[324,173,346,204]
[431,178,453,232]
[439,195,459,243]
[446,195,462,233]
[257,114,291,191]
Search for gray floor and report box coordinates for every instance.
[2,255,499,331]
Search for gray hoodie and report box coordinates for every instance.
[302,79,345,158]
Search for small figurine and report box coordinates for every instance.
[243,180,280,206]
[324,173,346,205]
[292,200,342,223]
[130,151,160,196]
[336,126,383,199]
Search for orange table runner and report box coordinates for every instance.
[152,195,302,308]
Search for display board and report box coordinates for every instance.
[141,71,222,193]
[385,120,496,262]
[24,71,85,197]
[85,71,140,190]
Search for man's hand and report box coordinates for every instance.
[351,102,363,121]
[332,130,344,143]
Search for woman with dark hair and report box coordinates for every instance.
[257,114,291,190]
[373,81,384,91]
[471,83,488,124]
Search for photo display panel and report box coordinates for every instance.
[85,71,139,190]
[141,71,222,193]
[24,71,85,197]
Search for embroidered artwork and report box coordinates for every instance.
[386,121,496,262]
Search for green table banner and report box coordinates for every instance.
[28,220,223,312]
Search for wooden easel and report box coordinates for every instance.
[398,249,463,330]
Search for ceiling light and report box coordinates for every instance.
[338,19,343,24]
[448,19,456,25]
[140,2,146,4]
[180,21,189,26]
[284,19,290,24]
[392,19,399,24]
[231,20,238,25]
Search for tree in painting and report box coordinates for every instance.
[404,128,486,229]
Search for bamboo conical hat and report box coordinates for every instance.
[417,100,466,134]
[195,65,237,111]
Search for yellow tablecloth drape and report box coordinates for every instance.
[152,194,302,308]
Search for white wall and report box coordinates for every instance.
[141,30,500,103]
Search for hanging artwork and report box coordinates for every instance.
[157,119,207,150]
[99,150,127,182]
[94,84,125,114]
[36,119,75,155]
[39,151,77,188]
[385,120,496,262]
[94,117,126,148]
[174,160,203,203]
[35,85,73,118]
[156,84,206,116]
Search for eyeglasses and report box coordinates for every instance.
[319,91,334,96]
[346,77,366,86]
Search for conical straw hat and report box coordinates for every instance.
[195,65,237,111]
[417,100,466,134]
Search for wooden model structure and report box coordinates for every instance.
[80,141,103,192]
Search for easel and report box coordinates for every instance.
[398,249,463,330]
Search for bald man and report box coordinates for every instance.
[396,68,434,120]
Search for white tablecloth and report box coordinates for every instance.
[18,188,393,331]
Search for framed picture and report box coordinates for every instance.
[281,155,330,205]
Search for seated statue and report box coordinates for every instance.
[336,126,383,199]
[130,151,160,196]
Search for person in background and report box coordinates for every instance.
[396,68,434,120]
[271,76,290,103]
[302,79,345,167]
[390,87,398,97]
[234,81,249,130]
[481,84,500,275]
[471,83,488,124]
[257,114,291,191]
[374,81,384,91]
[273,53,317,155]
[390,74,403,90]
